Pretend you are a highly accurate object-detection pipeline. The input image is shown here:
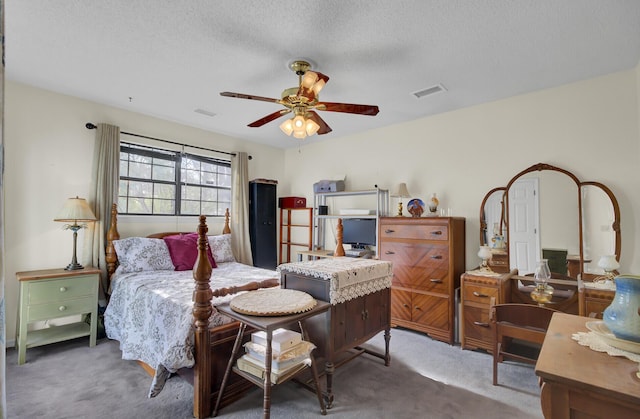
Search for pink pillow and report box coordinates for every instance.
[163,233,217,271]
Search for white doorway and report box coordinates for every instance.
[508,178,540,275]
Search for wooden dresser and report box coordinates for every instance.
[459,269,514,351]
[536,312,640,418]
[378,216,465,344]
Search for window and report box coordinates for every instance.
[119,142,231,216]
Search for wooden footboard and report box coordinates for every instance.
[106,205,278,419]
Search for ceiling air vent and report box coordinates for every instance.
[412,84,447,99]
[194,108,216,117]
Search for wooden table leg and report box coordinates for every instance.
[213,322,246,417]
[263,330,273,419]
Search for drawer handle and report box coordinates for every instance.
[385,251,395,255]
[473,291,489,298]
[431,230,443,235]
[430,255,442,260]
[474,321,490,328]
[414,306,422,311]
[403,303,410,308]
[58,306,67,312]
[384,229,396,234]
[59,287,67,292]
[430,279,443,283]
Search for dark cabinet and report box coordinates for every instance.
[249,180,277,269]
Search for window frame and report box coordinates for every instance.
[118,142,231,217]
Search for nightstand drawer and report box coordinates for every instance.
[27,296,96,322]
[26,276,96,304]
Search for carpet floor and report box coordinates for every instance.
[6,328,543,418]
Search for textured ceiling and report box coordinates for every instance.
[5,1,640,149]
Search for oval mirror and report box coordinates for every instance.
[479,163,621,278]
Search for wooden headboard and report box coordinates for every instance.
[105,204,232,280]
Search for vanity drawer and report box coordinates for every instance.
[380,223,449,241]
[462,305,494,344]
[463,284,498,305]
[25,276,97,305]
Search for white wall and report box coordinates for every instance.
[284,68,640,276]
[3,81,286,343]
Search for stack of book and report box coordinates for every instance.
[236,328,316,384]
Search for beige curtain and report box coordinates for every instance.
[0,1,6,416]
[230,152,252,265]
[82,123,120,306]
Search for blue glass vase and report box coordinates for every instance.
[603,275,640,343]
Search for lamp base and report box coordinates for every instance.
[64,262,85,271]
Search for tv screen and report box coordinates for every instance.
[342,218,376,248]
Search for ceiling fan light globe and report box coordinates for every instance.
[279,118,294,136]
[293,130,307,139]
[305,118,320,136]
[293,115,305,129]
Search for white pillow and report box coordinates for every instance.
[208,234,236,263]
[113,237,174,273]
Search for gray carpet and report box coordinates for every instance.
[6,329,543,418]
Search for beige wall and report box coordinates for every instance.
[4,66,640,345]
[3,82,285,343]
[284,68,640,275]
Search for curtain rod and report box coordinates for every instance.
[85,123,252,159]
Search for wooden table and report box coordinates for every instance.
[535,312,640,418]
[213,300,331,418]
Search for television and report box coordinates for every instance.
[342,218,376,249]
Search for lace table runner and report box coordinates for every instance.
[278,258,393,304]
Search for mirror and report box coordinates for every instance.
[480,163,621,278]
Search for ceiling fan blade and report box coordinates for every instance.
[247,109,291,127]
[306,111,332,135]
[316,102,379,116]
[220,91,281,104]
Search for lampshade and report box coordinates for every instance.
[597,255,620,272]
[54,197,97,223]
[279,113,320,140]
[392,183,411,198]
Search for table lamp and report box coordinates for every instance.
[54,196,97,270]
[392,183,411,217]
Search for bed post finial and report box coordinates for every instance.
[334,218,345,257]
[193,215,213,418]
[223,208,231,234]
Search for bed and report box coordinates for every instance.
[103,205,279,418]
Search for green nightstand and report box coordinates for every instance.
[16,267,101,364]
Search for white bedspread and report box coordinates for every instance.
[104,262,278,396]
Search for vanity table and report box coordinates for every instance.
[536,312,640,418]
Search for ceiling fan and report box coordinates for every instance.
[220,60,379,139]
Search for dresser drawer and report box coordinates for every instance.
[26,276,97,305]
[381,242,450,293]
[27,296,96,322]
[463,284,498,305]
[380,223,449,241]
